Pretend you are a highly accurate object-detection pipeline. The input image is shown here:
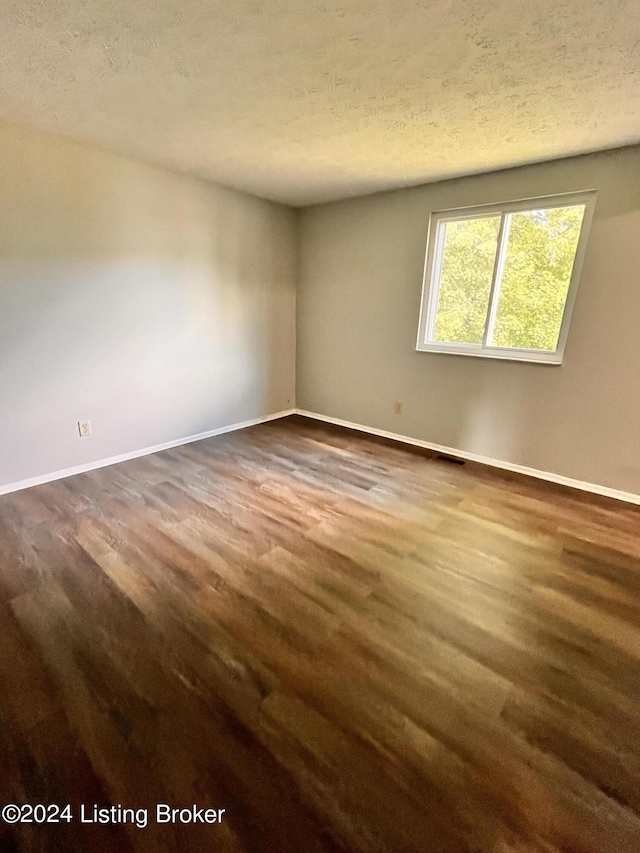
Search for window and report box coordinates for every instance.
[416,191,596,363]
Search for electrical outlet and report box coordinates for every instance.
[394,402,403,415]
[78,419,92,437]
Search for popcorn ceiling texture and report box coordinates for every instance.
[1,0,639,206]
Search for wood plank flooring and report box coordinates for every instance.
[0,414,639,852]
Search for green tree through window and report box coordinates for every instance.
[434,216,500,344]
[421,195,591,361]
[490,206,584,350]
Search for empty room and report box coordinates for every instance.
[1,1,639,851]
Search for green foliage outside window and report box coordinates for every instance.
[434,216,500,344]
[433,205,585,351]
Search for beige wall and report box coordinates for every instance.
[0,119,296,489]
[297,146,640,494]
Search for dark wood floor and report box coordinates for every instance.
[0,415,639,852]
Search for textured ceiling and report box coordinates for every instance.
[1,0,639,206]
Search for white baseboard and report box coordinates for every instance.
[295,409,640,507]
[0,409,296,497]
[4,406,638,508]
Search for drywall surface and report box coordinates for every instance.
[0,119,296,488]
[297,146,640,493]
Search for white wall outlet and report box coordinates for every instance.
[394,402,404,415]
[78,419,92,437]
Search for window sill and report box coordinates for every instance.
[415,344,562,364]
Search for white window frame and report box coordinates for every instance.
[415,190,597,364]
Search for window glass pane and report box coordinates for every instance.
[489,205,585,351]
[432,216,501,344]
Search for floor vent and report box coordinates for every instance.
[435,454,466,465]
